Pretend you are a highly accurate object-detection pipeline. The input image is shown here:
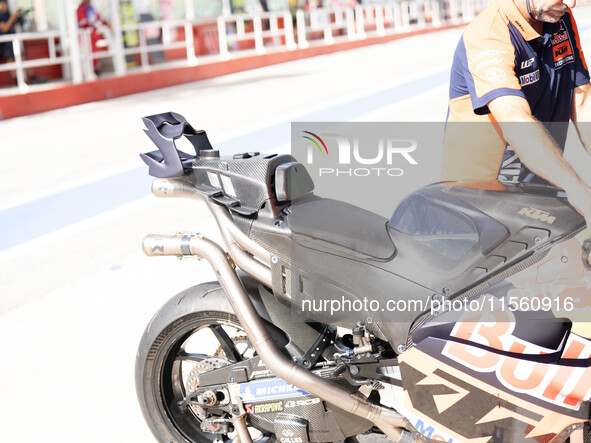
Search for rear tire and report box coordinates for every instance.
[136,282,371,442]
[136,283,248,442]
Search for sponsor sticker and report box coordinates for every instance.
[469,48,507,62]
[280,430,303,443]
[553,41,573,63]
[519,69,540,87]
[244,401,284,414]
[552,22,574,68]
[239,378,309,401]
[520,57,535,69]
[518,206,556,224]
[284,397,321,408]
[442,308,591,409]
[551,31,569,46]
[415,418,455,442]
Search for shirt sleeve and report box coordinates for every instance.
[566,10,590,88]
[462,23,524,115]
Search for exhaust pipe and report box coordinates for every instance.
[150,178,271,265]
[143,233,412,442]
[149,178,273,287]
[143,234,272,288]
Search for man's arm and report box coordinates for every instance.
[0,10,20,34]
[571,81,591,157]
[488,95,591,227]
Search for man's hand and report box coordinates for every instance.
[489,95,591,229]
[570,429,584,443]
[0,8,21,33]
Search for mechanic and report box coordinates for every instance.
[441,0,591,230]
[77,0,109,74]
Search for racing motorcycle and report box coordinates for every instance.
[136,112,591,443]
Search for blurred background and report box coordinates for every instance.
[0,0,488,102]
[1,0,591,441]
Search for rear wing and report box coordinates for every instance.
[140,111,213,178]
[140,112,314,218]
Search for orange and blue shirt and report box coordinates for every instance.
[441,0,590,183]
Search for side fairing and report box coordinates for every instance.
[400,231,591,442]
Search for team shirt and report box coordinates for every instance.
[441,0,590,183]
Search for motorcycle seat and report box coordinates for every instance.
[288,195,396,261]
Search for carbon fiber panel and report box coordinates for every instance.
[190,154,304,218]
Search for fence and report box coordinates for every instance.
[0,30,68,93]
[219,0,490,52]
[0,0,490,92]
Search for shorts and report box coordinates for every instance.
[0,41,14,61]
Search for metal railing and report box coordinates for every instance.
[0,30,69,93]
[217,11,298,58]
[223,0,488,53]
[120,19,200,71]
[78,19,204,81]
[0,0,491,92]
[296,7,356,47]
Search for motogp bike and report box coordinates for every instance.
[135,112,591,443]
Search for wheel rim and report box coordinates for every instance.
[157,314,255,442]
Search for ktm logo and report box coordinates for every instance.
[553,41,573,63]
[518,207,556,224]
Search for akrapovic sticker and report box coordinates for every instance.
[244,401,284,414]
